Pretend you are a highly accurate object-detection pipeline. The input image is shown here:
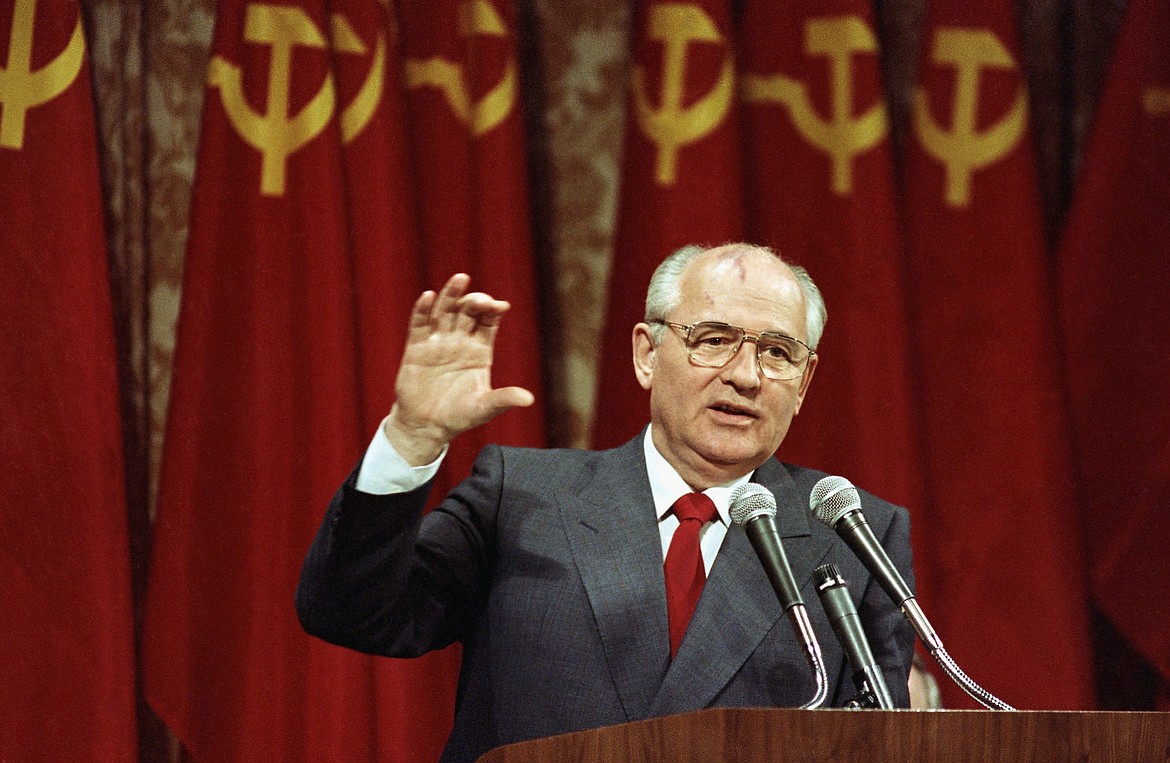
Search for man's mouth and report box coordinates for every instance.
[709,402,757,419]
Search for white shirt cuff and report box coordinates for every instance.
[354,416,446,494]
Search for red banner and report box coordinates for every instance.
[1057,0,1170,700]
[738,0,921,512]
[146,1,547,758]
[398,0,546,490]
[0,1,136,758]
[902,0,1095,708]
[593,0,743,449]
[333,0,462,757]
[143,2,447,758]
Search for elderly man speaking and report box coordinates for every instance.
[297,243,916,763]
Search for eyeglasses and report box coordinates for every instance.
[652,320,815,381]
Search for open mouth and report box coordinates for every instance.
[709,402,757,420]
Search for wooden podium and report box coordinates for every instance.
[478,707,1170,762]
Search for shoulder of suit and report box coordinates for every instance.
[770,458,906,525]
[475,435,643,494]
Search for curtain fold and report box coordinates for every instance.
[0,1,137,756]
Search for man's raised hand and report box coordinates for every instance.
[384,274,535,465]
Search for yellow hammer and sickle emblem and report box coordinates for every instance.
[1143,86,1170,116]
[742,16,887,196]
[914,28,1028,207]
[330,11,387,144]
[208,4,386,196]
[403,0,517,136]
[633,3,733,186]
[0,0,86,150]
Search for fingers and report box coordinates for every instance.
[479,386,536,420]
[455,292,510,339]
[432,273,471,332]
[412,273,511,340]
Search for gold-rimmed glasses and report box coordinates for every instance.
[652,320,815,381]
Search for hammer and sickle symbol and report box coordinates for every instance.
[331,10,387,145]
[403,0,518,136]
[633,3,734,186]
[0,0,86,150]
[914,28,1028,208]
[208,4,385,196]
[741,16,887,196]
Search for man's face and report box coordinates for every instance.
[633,248,817,488]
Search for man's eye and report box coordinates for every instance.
[698,336,728,346]
[762,344,792,361]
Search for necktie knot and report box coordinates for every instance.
[672,491,717,525]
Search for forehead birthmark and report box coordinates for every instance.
[707,249,754,282]
[689,246,779,309]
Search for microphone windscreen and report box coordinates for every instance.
[809,475,862,527]
[729,482,777,526]
[813,562,845,589]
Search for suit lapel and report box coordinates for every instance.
[559,435,669,721]
[650,458,832,715]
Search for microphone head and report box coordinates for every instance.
[809,476,862,528]
[812,563,845,590]
[729,482,777,527]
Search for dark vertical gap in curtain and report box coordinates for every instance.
[134,0,177,755]
[1017,0,1069,249]
[516,0,561,447]
[873,0,927,196]
[80,1,171,756]
[1066,0,1163,712]
[1092,608,1161,709]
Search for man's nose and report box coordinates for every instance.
[721,337,762,389]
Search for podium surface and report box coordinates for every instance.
[478,707,1170,762]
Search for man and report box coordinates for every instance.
[297,243,916,762]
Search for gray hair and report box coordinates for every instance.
[644,243,827,350]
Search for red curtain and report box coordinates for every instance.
[332,0,459,757]
[398,0,547,493]
[738,0,921,512]
[900,0,1095,708]
[593,0,743,449]
[1057,0,1170,706]
[0,1,137,758]
[144,1,381,758]
[143,1,543,758]
[15,4,1170,758]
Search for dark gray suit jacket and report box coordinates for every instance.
[297,434,916,763]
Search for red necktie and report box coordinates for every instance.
[664,492,718,659]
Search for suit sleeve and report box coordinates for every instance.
[295,445,506,657]
[857,503,917,707]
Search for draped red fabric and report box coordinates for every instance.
[0,3,137,758]
[901,0,1095,708]
[333,1,459,758]
[398,0,546,493]
[592,0,743,449]
[1057,0,1170,702]
[143,2,452,759]
[737,0,921,515]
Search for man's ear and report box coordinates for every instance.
[632,323,656,391]
[792,352,818,415]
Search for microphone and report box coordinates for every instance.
[730,483,803,610]
[730,482,827,709]
[810,476,916,610]
[813,563,894,709]
[809,475,1015,711]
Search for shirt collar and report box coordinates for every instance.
[643,425,749,525]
